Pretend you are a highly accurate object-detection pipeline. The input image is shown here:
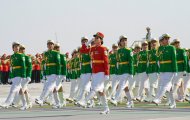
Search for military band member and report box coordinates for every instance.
[110,35,134,108]
[35,40,61,106]
[107,44,119,100]
[147,38,159,101]
[153,34,178,109]
[136,41,149,102]
[73,48,81,102]
[76,37,92,103]
[78,32,110,114]
[185,49,190,102]
[67,49,79,102]
[52,43,67,108]
[172,39,187,101]
[1,42,26,110]
[132,44,141,99]
[17,45,33,110]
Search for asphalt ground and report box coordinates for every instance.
[0,83,190,120]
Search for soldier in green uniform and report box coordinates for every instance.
[67,49,79,102]
[14,45,33,110]
[1,42,26,109]
[136,41,149,102]
[35,40,61,106]
[52,43,67,108]
[73,48,81,102]
[107,44,119,100]
[147,38,159,102]
[110,35,134,108]
[76,37,92,104]
[132,44,141,100]
[153,34,178,109]
[172,39,187,102]
[185,49,190,102]
[65,52,70,81]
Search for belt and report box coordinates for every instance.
[160,60,172,64]
[149,61,156,64]
[82,62,90,66]
[12,66,22,69]
[119,62,129,65]
[75,68,80,71]
[92,60,104,63]
[139,61,147,64]
[177,60,184,63]
[110,65,116,67]
[46,63,56,66]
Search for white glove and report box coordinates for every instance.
[104,75,110,81]
[10,67,12,72]
[86,39,93,46]
[147,61,149,68]
[8,79,12,83]
[116,62,119,69]
[90,61,93,68]
[157,61,160,68]
[44,63,46,70]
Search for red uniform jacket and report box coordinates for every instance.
[32,59,41,71]
[1,59,10,72]
[90,45,109,75]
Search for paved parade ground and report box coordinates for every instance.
[0,83,190,120]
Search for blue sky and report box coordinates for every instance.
[0,0,190,55]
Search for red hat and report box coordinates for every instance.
[93,32,104,39]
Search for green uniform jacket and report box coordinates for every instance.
[117,47,133,75]
[80,53,92,74]
[175,48,187,72]
[70,58,77,79]
[109,52,118,75]
[75,56,81,78]
[44,50,61,75]
[147,49,159,74]
[137,50,149,73]
[67,59,72,79]
[60,53,67,76]
[158,45,178,72]
[10,52,26,78]
[25,55,32,78]
[186,50,190,73]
